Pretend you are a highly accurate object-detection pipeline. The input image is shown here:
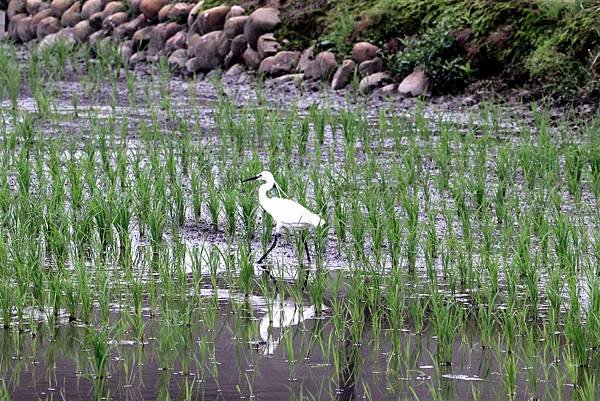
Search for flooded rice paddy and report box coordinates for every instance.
[0,42,599,400]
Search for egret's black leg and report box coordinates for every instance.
[301,267,310,291]
[301,235,311,291]
[258,233,279,264]
[263,267,278,288]
[258,234,279,287]
[303,237,311,264]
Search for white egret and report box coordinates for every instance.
[241,171,325,285]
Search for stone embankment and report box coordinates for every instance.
[1,0,429,97]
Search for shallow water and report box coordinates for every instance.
[1,294,574,401]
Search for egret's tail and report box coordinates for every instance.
[309,213,325,228]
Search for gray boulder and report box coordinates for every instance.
[244,7,279,50]
[148,22,182,55]
[185,57,204,75]
[223,63,244,81]
[88,29,107,47]
[102,1,126,19]
[242,47,261,70]
[164,30,186,54]
[167,3,194,24]
[72,20,96,42]
[225,5,244,20]
[192,5,229,34]
[257,33,279,60]
[359,72,391,94]
[398,68,429,97]
[186,32,201,57]
[297,46,314,73]
[358,57,383,77]
[102,11,128,31]
[223,15,247,39]
[114,14,147,40]
[188,30,223,72]
[88,12,104,30]
[230,34,247,57]
[379,83,397,96]
[50,0,75,18]
[81,0,103,20]
[38,28,75,51]
[157,3,172,22]
[187,0,204,27]
[16,16,34,42]
[270,73,303,87]
[217,32,231,58]
[36,16,61,39]
[168,48,188,70]
[140,0,170,21]
[237,71,253,84]
[259,51,300,77]
[26,0,44,15]
[132,25,153,49]
[129,0,141,15]
[7,0,26,19]
[351,42,379,63]
[31,8,53,27]
[98,35,113,49]
[164,21,184,37]
[331,59,356,90]
[163,21,183,39]
[304,51,336,81]
[129,51,146,66]
[60,1,81,27]
[224,34,247,68]
[120,40,134,64]
[8,14,26,42]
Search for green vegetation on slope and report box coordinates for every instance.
[325,0,599,99]
[221,0,599,100]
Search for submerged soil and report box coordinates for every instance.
[1,300,550,401]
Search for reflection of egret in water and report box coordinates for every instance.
[257,296,318,356]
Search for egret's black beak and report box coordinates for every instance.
[241,175,260,183]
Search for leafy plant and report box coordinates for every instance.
[383,19,472,93]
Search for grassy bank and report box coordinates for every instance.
[213,0,599,101]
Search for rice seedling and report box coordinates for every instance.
[0,39,598,401]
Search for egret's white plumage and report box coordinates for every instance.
[255,171,324,233]
[242,170,325,279]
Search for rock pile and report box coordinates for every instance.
[332,42,387,93]
[0,10,6,38]
[0,0,428,97]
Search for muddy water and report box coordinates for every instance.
[0,294,566,401]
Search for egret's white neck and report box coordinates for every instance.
[258,179,275,207]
